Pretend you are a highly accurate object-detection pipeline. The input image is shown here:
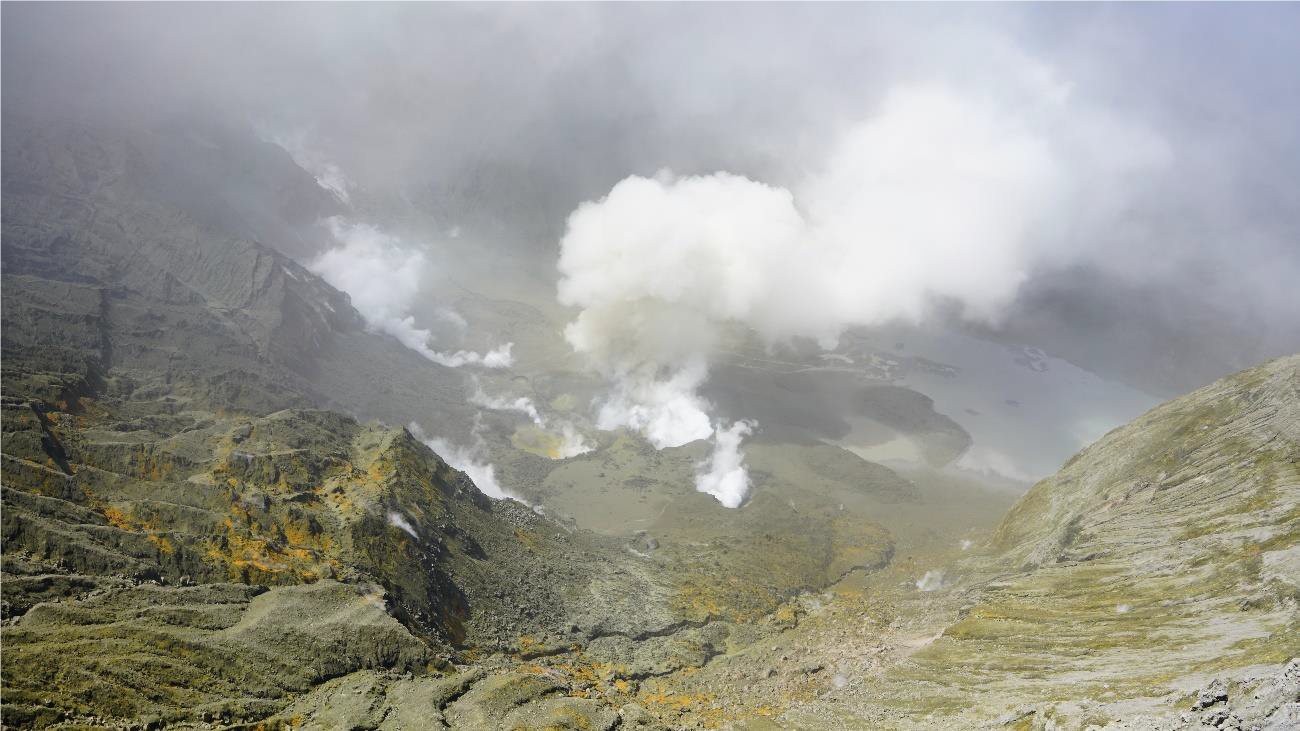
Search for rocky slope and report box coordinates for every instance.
[719,355,1298,730]
[3,116,1296,730]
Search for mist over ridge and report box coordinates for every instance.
[3,4,1299,729]
[7,2,1298,498]
[4,3,1298,401]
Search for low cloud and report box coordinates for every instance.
[7,4,1298,397]
[559,84,1167,355]
[263,127,354,204]
[310,217,513,368]
[954,446,1038,484]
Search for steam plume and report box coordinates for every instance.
[558,80,1167,507]
[469,378,594,459]
[311,218,514,368]
[408,421,518,502]
[694,420,755,509]
[469,378,543,425]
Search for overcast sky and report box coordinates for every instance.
[4,3,1298,394]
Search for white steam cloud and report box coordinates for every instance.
[408,421,519,502]
[311,218,514,369]
[469,378,594,459]
[916,569,946,592]
[557,80,1167,509]
[387,511,419,539]
[593,358,714,449]
[262,128,354,204]
[694,420,755,508]
[423,437,508,499]
[469,378,543,425]
[553,422,595,459]
[954,445,1037,484]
